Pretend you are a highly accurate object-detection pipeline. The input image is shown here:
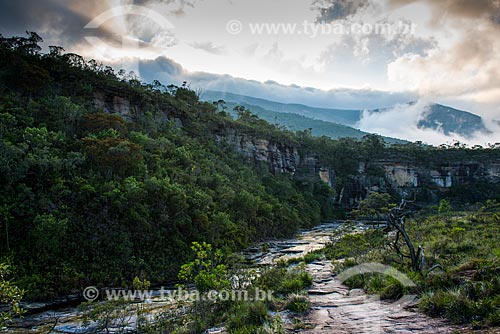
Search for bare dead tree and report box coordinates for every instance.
[45,311,61,334]
[387,200,420,272]
[387,200,443,274]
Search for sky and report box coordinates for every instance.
[1,0,499,145]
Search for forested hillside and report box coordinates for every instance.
[0,33,499,299]
[0,33,333,298]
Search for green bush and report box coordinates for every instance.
[380,281,404,300]
[0,263,24,328]
[278,270,313,294]
[286,294,310,313]
[226,301,269,331]
[229,325,262,334]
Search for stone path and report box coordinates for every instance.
[297,261,459,334]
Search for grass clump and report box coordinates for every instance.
[285,294,310,314]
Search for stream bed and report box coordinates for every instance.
[5,221,480,333]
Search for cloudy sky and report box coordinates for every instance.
[1,0,499,144]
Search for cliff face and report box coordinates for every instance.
[93,92,499,204]
[380,161,500,190]
[215,128,500,204]
[93,91,184,127]
[214,130,299,173]
[94,92,133,119]
[342,161,500,205]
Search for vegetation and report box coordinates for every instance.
[79,246,312,334]
[0,32,499,331]
[312,198,500,327]
[0,263,24,328]
[0,32,330,298]
[177,242,229,292]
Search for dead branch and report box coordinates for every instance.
[387,199,425,273]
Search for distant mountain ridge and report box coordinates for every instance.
[203,91,362,126]
[203,91,490,139]
[220,101,406,144]
[371,102,491,138]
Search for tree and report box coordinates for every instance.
[214,99,227,113]
[354,192,394,221]
[387,200,442,273]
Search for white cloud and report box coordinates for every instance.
[136,56,416,109]
[388,23,500,102]
[190,41,225,54]
[358,100,500,145]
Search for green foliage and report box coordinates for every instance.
[132,276,150,290]
[353,192,395,219]
[322,232,384,261]
[285,294,310,313]
[418,286,500,325]
[178,242,229,292]
[256,265,313,295]
[438,199,452,214]
[226,301,269,331]
[0,263,24,328]
[0,37,331,295]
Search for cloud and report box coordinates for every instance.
[242,43,259,57]
[137,56,416,109]
[382,0,500,113]
[0,0,182,59]
[190,41,225,55]
[312,0,370,22]
[126,0,203,17]
[317,18,436,87]
[388,0,500,24]
[358,100,500,145]
[0,0,116,49]
[388,27,500,94]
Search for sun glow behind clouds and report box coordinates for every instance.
[9,0,498,144]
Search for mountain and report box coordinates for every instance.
[419,104,490,136]
[220,100,406,144]
[203,91,490,139]
[203,91,362,126]
[202,91,405,143]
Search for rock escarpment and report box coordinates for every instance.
[93,92,500,205]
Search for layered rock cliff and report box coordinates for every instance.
[93,92,499,205]
[342,161,500,205]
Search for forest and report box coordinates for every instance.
[0,32,500,333]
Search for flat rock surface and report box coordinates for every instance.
[295,261,461,334]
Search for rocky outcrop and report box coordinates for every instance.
[339,161,500,205]
[380,161,500,190]
[91,92,499,204]
[302,261,456,334]
[94,92,132,119]
[93,92,183,127]
[214,128,337,186]
[215,130,300,174]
